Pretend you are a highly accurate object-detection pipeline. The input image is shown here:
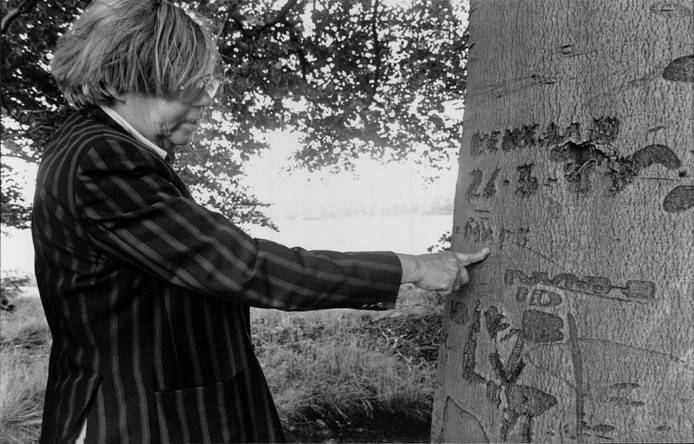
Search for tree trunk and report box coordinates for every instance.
[431,1,693,442]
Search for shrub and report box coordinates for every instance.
[427,230,452,252]
[0,272,32,313]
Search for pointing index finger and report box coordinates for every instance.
[455,247,490,266]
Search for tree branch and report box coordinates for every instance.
[229,0,301,37]
[1,0,39,35]
[226,1,251,38]
[282,19,309,79]
[261,0,301,30]
[214,13,230,40]
[368,0,381,105]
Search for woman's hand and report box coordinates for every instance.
[397,248,490,294]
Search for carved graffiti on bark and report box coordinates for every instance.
[663,185,694,213]
[549,142,683,194]
[504,269,656,302]
[470,118,619,156]
[463,217,495,243]
[662,54,694,82]
[461,301,559,442]
[467,117,690,207]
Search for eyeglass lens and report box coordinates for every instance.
[180,78,220,103]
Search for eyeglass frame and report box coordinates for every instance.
[178,76,222,103]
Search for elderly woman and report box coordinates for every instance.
[33,1,488,443]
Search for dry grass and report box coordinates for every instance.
[0,287,442,443]
[253,286,443,441]
[0,297,50,444]
[261,338,434,441]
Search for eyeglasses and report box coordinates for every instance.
[178,76,221,103]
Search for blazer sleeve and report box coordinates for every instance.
[74,137,402,310]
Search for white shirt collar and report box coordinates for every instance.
[99,105,169,160]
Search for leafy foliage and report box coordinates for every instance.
[427,230,452,252]
[1,0,467,229]
[0,272,30,312]
[1,164,31,230]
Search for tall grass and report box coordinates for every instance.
[253,287,442,441]
[259,323,434,427]
[0,287,441,443]
[0,297,50,444]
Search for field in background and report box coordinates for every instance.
[2,215,454,278]
[0,286,444,443]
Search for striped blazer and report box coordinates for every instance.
[31,107,402,443]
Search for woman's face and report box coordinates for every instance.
[113,86,213,149]
[152,94,209,148]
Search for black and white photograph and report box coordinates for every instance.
[1,0,692,443]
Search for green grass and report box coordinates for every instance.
[0,286,443,443]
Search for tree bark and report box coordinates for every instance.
[432,0,693,443]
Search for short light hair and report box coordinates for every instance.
[52,0,219,108]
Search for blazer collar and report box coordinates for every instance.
[88,105,169,161]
